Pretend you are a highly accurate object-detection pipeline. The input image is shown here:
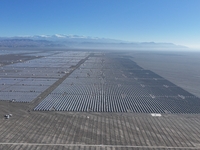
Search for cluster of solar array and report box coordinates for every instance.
[0,78,57,102]
[0,51,89,78]
[34,54,200,113]
[0,51,89,102]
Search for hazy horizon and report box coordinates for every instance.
[0,0,200,49]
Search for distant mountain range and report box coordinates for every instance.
[0,34,188,50]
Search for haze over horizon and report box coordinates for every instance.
[0,0,200,49]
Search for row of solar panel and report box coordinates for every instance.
[34,94,200,113]
[0,92,40,102]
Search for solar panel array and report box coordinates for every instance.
[0,51,89,102]
[0,77,57,102]
[34,54,200,113]
[0,51,89,78]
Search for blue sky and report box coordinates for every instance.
[0,0,200,48]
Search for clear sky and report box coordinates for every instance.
[0,0,200,48]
